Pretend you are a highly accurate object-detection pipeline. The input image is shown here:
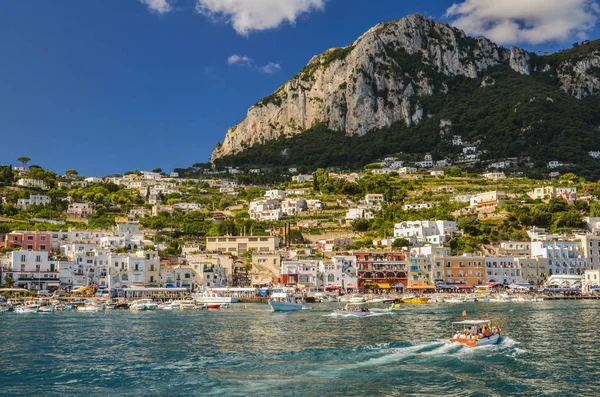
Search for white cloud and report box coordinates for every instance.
[226,55,282,74]
[446,0,600,44]
[196,0,325,35]
[260,62,282,74]
[227,54,254,65]
[140,0,172,14]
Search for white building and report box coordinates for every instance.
[281,260,318,287]
[345,207,374,221]
[265,190,287,200]
[403,203,435,211]
[582,269,600,293]
[306,199,325,211]
[16,179,47,189]
[318,256,358,289]
[531,239,587,276]
[16,195,51,209]
[292,174,313,183]
[5,251,60,291]
[365,194,385,207]
[249,199,282,221]
[172,202,203,212]
[547,161,564,169]
[393,220,458,245]
[482,172,506,181]
[199,263,227,289]
[281,198,307,216]
[484,257,526,285]
[431,171,445,177]
[67,202,94,216]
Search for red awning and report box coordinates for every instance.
[456,285,473,289]
[326,286,342,291]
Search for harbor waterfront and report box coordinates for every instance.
[1,300,600,396]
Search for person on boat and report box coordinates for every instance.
[483,326,490,338]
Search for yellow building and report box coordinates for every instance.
[443,256,486,287]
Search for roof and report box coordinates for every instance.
[452,320,491,325]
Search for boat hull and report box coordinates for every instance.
[451,334,501,347]
[269,301,304,312]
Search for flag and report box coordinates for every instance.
[462,310,467,317]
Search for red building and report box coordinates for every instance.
[355,251,407,290]
[0,231,52,252]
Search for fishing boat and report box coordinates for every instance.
[402,295,430,304]
[335,303,371,317]
[268,288,304,312]
[451,320,502,347]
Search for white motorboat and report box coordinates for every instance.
[335,303,372,317]
[192,291,239,304]
[78,302,105,312]
[368,297,394,304]
[130,299,158,310]
[340,294,365,303]
[269,288,304,312]
[38,305,55,313]
[16,305,39,314]
[159,302,180,310]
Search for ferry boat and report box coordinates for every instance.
[268,288,304,312]
[451,320,502,347]
[192,291,239,304]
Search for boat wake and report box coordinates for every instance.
[323,311,394,318]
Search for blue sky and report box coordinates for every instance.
[1,0,599,176]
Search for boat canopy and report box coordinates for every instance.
[452,320,491,325]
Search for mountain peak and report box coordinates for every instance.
[210,14,600,166]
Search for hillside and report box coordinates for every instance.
[210,14,600,178]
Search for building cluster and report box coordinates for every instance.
[248,190,324,221]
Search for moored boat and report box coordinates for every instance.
[16,305,39,314]
[402,296,430,304]
[192,291,238,304]
[451,320,502,347]
[38,305,55,313]
[268,288,304,312]
[130,299,158,311]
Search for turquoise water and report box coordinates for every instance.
[1,301,599,396]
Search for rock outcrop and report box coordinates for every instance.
[211,14,600,162]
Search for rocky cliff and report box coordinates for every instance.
[211,14,600,162]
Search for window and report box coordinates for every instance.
[185,274,190,279]
[40,245,46,250]
[27,236,33,241]
[36,255,41,262]
[27,245,33,250]
[20,254,26,262]
[41,236,46,241]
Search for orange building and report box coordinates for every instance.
[442,256,485,288]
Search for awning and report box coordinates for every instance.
[411,285,436,289]
[590,286,600,290]
[391,283,406,289]
[436,285,457,289]
[377,283,391,289]
[456,285,473,289]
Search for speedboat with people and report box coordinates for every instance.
[451,319,503,347]
[268,288,304,312]
[335,303,372,317]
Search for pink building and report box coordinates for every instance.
[0,231,52,252]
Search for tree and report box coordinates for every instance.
[3,276,14,288]
[351,218,370,232]
[392,238,411,248]
[17,156,30,168]
[65,169,78,178]
[152,168,162,173]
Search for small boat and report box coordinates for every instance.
[451,319,502,347]
[38,305,55,313]
[130,299,158,311]
[0,303,14,312]
[173,300,196,310]
[402,296,430,304]
[207,304,222,309]
[78,302,105,312]
[59,303,75,311]
[159,302,181,310]
[335,303,371,317]
[268,288,304,312]
[16,305,39,314]
[368,297,394,304]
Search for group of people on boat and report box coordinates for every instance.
[337,306,370,312]
[454,325,502,340]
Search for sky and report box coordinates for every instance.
[1,0,599,176]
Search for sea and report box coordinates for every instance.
[1,300,599,396]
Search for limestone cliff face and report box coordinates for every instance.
[210,14,598,161]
